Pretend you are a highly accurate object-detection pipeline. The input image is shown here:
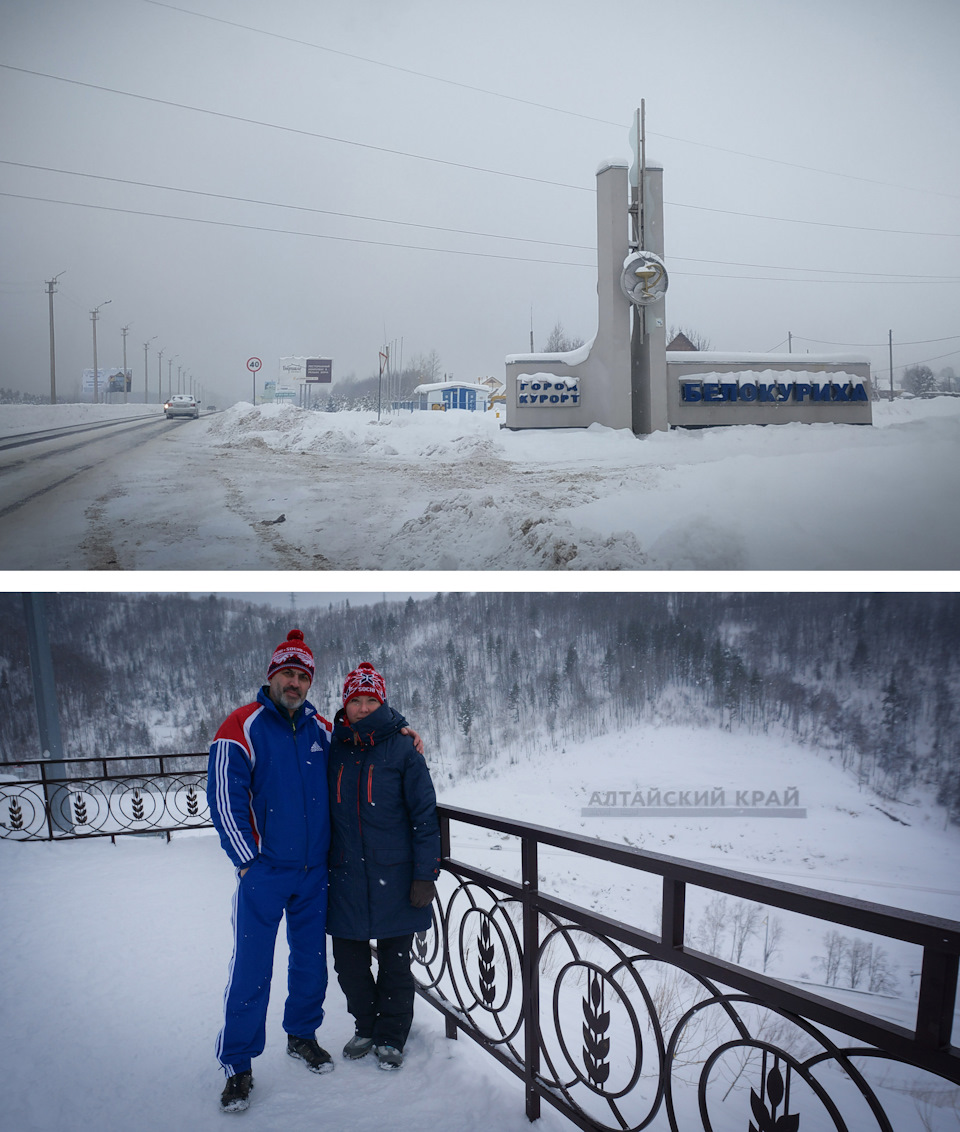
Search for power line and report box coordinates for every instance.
[667,200,960,240]
[6,190,959,284]
[670,255,959,283]
[0,63,593,194]
[140,0,960,203]
[792,333,960,348]
[11,158,955,277]
[6,160,956,281]
[0,159,595,251]
[6,62,956,243]
[140,0,622,129]
[0,191,596,268]
[669,268,957,285]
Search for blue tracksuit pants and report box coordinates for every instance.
[216,860,328,1077]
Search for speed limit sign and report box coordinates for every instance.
[246,357,262,373]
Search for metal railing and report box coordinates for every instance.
[3,761,958,1128]
[0,754,210,842]
[413,805,960,1132]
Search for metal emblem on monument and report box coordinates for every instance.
[620,250,668,306]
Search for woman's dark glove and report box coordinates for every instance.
[409,880,436,908]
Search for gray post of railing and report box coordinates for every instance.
[22,593,73,834]
[662,876,686,949]
[521,834,541,1122]
[439,812,458,1041]
[916,946,960,1050]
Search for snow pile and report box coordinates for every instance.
[0,401,161,437]
[1,396,958,568]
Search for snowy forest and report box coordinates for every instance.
[1,591,958,821]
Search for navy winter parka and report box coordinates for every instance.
[326,700,441,940]
[207,687,332,869]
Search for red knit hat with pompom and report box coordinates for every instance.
[267,629,315,681]
[342,661,385,707]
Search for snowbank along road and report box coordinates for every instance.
[0,398,958,570]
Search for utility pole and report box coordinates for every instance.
[788,332,793,354]
[121,324,131,404]
[45,272,64,404]
[90,300,111,403]
[143,336,156,404]
[22,593,72,834]
[888,329,894,400]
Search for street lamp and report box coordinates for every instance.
[143,336,157,404]
[167,354,178,399]
[90,300,111,403]
[157,347,164,405]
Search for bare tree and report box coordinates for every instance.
[814,929,848,986]
[728,901,762,964]
[410,349,442,384]
[667,324,711,351]
[761,914,785,973]
[845,937,872,988]
[542,321,584,353]
[867,945,898,994]
[695,893,728,956]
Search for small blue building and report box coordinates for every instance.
[412,381,493,412]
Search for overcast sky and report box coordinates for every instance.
[2,0,958,407]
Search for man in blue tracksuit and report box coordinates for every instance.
[207,629,335,1113]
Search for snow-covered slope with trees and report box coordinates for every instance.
[2,592,957,822]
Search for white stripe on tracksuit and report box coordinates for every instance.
[212,738,255,863]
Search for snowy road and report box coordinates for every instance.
[1,397,958,570]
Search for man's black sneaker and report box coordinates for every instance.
[220,1070,253,1113]
[287,1034,335,1074]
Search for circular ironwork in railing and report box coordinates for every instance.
[664,988,930,1131]
[536,920,668,1131]
[52,780,112,834]
[108,779,162,826]
[162,775,209,825]
[430,878,525,1052]
[0,774,211,838]
[0,782,49,838]
[411,902,444,991]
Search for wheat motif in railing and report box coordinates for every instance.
[582,970,611,1089]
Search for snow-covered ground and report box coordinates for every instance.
[1,396,958,569]
[3,723,958,1131]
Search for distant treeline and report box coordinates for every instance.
[1,592,957,820]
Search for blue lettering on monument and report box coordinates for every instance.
[517,376,580,408]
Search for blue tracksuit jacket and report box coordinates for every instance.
[207,687,332,868]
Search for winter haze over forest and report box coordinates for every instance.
[4,590,958,821]
[2,0,958,404]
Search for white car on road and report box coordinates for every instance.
[164,394,199,419]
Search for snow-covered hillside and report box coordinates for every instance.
[1,395,958,568]
[2,724,957,1131]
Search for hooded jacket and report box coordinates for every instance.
[207,687,332,869]
[327,700,441,939]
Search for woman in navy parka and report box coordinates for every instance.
[327,662,441,1070]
